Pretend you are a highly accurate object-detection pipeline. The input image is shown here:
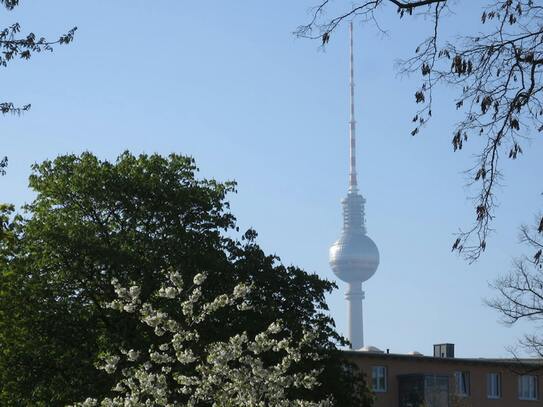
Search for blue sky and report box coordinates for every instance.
[2,1,542,358]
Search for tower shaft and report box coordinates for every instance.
[346,282,365,349]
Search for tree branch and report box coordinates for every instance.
[388,0,446,9]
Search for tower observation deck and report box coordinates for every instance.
[329,22,380,350]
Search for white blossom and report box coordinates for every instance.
[71,273,334,407]
[79,398,97,407]
[127,349,140,362]
[268,321,282,334]
[99,355,120,374]
[233,283,251,299]
[192,272,207,286]
[168,271,184,289]
[129,285,141,300]
[158,286,177,299]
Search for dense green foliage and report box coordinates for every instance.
[0,152,372,406]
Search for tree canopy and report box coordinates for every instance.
[0,152,372,406]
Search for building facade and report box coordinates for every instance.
[348,345,543,407]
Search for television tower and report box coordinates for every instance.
[329,22,380,350]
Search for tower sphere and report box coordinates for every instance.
[329,231,379,283]
[329,192,380,283]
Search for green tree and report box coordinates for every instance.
[0,0,76,174]
[0,152,372,406]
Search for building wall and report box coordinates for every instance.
[348,352,542,407]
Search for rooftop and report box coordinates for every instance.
[344,349,543,368]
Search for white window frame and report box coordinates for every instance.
[518,375,538,401]
[372,366,387,393]
[454,371,470,397]
[487,372,501,399]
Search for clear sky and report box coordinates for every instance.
[2,1,542,358]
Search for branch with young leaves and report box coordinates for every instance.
[0,22,77,114]
[0,0,76,176]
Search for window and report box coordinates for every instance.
[372,366,387,392]
[519,375,538,400]
[454,371,470,397]
[487,373,501,399]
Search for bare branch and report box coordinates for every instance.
[388,0,446,8]
[489,222,543,355]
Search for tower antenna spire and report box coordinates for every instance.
[349,21,357,192]
[330,20,379,351]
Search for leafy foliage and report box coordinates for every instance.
[0,152,372,406]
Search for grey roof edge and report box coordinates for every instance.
[342,350,543,368]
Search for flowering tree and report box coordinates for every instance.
[73,270,334,407]
[0,153,371,406]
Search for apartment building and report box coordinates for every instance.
[348,344,543,407]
